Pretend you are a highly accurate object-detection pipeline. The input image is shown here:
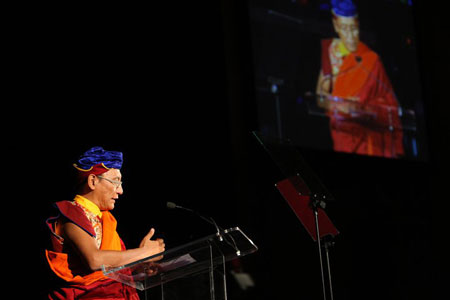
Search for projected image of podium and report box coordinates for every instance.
[102,227,257,300]
[304,92,418,158]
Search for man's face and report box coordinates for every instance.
[95,168,123,211]
[333,15,360,52]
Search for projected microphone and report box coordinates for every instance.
[166,202,224,241]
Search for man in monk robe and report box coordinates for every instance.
[45,146,165,299]
[316,0,404,158]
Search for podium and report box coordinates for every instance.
[305,92,417,132]
[102,227,258,300]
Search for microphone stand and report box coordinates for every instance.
[166,202,237,245]
[166,202,237,300]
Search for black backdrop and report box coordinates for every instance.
[8,1,448,299]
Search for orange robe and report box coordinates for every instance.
[45,201,140,299]
[321,39,404,158]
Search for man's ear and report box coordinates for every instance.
[87,174,98,190]
[332,18,339,34]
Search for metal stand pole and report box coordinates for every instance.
[209,243,216,300]
[314,208,328,300]
[324,240,334,300]
[312,194,336,300]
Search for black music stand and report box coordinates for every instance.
[253,131,339,300]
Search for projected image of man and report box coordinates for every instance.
[315,0,404,158]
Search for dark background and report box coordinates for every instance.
[7,1,448,299]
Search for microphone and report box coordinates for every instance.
[167,202,243,256]
[166,202,224,241]
[166,201,189,210]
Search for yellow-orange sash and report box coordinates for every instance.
[332,42,377,101]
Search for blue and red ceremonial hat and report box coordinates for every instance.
[331,0,357,17]
[73,146,123,184]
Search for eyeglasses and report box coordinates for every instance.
[97,175,123,190]
[335,23,359,34]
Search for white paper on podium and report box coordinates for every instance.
[158,254,197,272]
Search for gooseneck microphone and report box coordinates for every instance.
[166,202,224,241]
[167,202,243,255]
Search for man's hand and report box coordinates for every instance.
[63,223,166,271]
[139,228,165,261]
